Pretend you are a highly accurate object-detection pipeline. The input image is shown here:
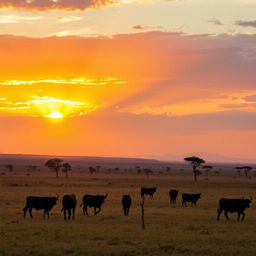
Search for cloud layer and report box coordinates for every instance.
[0,0,114,11]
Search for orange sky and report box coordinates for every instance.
[0,31,256,160]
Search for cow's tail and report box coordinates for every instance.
[80,203,83,207]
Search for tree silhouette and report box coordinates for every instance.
[62,162,72,177]
[45,158,63,177]
[88,166,96,174]
[202,165,213,178]
[242,166,252,178]
[184,156,205,181]
[143,168,153,177]
[5,164,13,173]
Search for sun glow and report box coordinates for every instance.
[49,112,63,119]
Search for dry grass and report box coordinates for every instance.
[1,173,255,256]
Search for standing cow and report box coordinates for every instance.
[217,198,252,221]
[61,194,77,220]
[81,194,108,215]
[122,194,132,216]
[182,193,201,207]
[23,195,59,218]
[169,189,179,204]
[141,187,157,199]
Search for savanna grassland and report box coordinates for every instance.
[0,172,255,256]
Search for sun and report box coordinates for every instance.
[49,112,63,119]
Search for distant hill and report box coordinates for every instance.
[145,152,256,164]
[0,154,160,167]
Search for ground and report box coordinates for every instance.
[0,173,255,256]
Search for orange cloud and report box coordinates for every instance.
[0,0,115,11]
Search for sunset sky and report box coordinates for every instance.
[0,0,256,160]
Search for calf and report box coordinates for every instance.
[182,193,201,207]
[169,189,179,204]
[81,194,108,215]
[23,195,59,218]
[217,198,252,221]
[141,187,157,199]
[61,194,77,220]
[122,194,132,216]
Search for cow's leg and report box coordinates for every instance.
[64,209,66,220]
[224,210,229,220]
[47,211,50,219]
[29,208,33,218]
[237,212,241,221]
[23,207,28,218]
[95,207,101,215]
[217,208,222,220]
[68,209,71,220]
[84,206,88,215]
[241,212,245,221]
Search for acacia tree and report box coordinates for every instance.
[184,156,205,181]
[242,166,252,178]
[45,158,63,177]
[202,165,213,178]
[62,162,72,177]
[5,164,13,173]
[88,166,96,174]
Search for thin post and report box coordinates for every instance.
[141,197,145,230]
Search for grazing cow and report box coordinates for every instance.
[169,189,179,204]
[122,194,132,216]
[182,193,201,207]
[217,198,252,221]
[61,194,77,220]
[23,195,59,218]
[141,187,157,199]
[81,194,108,215]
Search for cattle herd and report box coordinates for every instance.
[23,186,252,222]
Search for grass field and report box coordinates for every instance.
[1,173,255,256]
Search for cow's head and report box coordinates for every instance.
[153,187,157,192]
[244,199,252,208]
[197,193,201,198]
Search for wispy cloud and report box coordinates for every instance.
[207,19,224,26]
[0,15,42,24]
[235,20,256,28]
[0,0,115,11]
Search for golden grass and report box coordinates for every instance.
[0,173,255,256]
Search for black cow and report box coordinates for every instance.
[122,194,132,216]
[81,194,108,215]
[169,189,179,204]
[61,194,77,220]
[182,193,201,207]
[141,187,157,199]
[23,195,59,218]
[217,198,252,221]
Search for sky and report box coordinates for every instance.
[0,0,256,160]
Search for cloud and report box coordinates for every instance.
[0,32,255,119]
[244,95,256,102]
[207,19,224,26]
[235,20,256,28]
[131,25,145,30]
[0,15,42,23]
[131,25,164,30]
[0,0,115,11]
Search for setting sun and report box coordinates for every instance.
[49,112,63,119]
